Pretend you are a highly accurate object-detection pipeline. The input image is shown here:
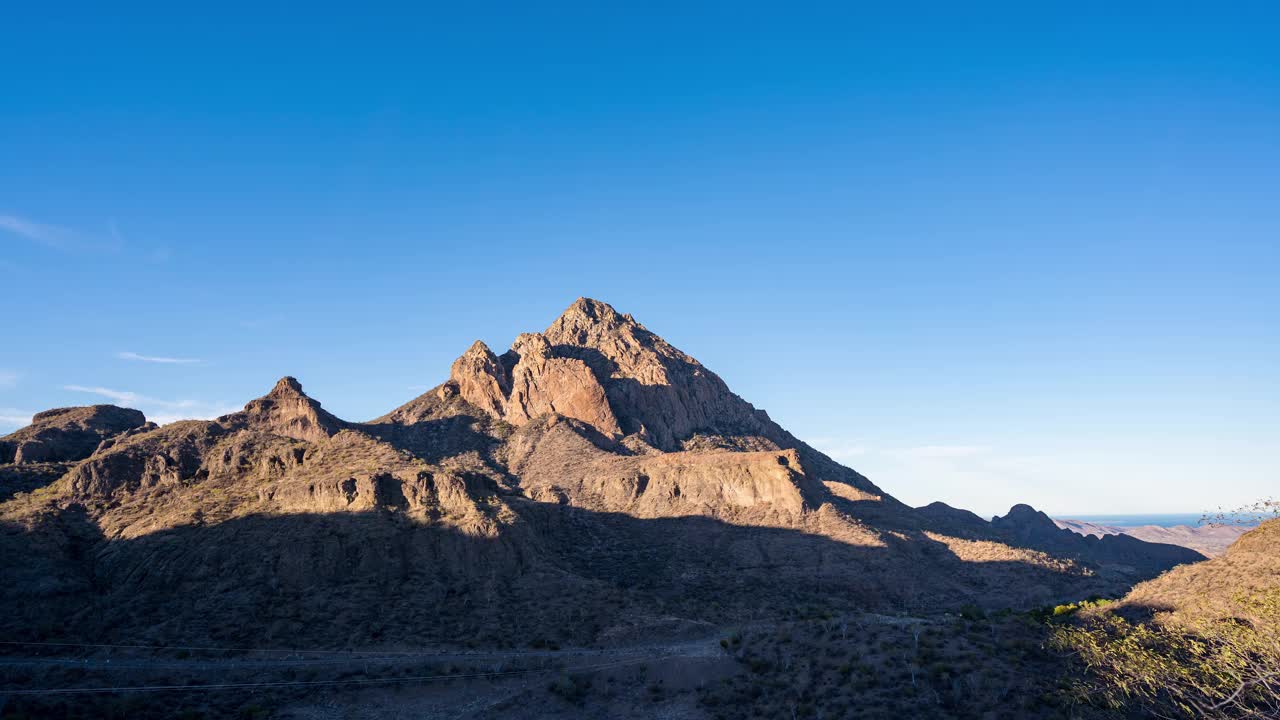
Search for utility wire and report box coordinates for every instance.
[6,655,665,696]
[0,640,480,656]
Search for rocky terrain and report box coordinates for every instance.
[1054,517,1253,557]
[0,298,1216,718]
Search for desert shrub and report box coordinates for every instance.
[1052,589,1280,719]
[1051,603,1080,617]
[548,672,593,705]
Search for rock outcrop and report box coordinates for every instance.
[505,416,818,521]
[543,298,773,451]
[226,376,346,442]
[441,298,774,451]
[414,298,886,500]
[63,379,343,501]
[448,335,622,436]
[0,405,147,464]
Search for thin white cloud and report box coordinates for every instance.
[117,351,201,365]
[0,214,73,248]
[63,385,195,410]
[902,444,990,459]
[106,218,125,250]
[0,213,144,257]
[238,316,283,329]
[0,408,33,431]
[62,385,237,425]
[0,370,17,389]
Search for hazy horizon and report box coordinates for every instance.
[3,5,1276,517]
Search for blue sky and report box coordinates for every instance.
[2,3,1276,517]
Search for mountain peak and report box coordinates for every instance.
[991,503,1068,541]
[237,377,344,442]
[270,376,306,397]
[567,296,619,319]
[462,339,496,358]
[434,297,771,452]
[546,297,635,339]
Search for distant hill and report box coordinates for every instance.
[1054,517,1252,557]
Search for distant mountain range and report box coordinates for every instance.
[1054,517,1252,557]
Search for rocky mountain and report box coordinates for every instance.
[0,405,149,465]
[990,504,1206,569]
[0,298,1206,652]
[0,405,153,502]
[1054,517,1252,557]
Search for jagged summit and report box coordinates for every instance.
[377,298,886,497]
[446,330,621,437]
[229,376,345,442]
[438,297,774,453]
[269,375,306,396]
[545,296,641,341]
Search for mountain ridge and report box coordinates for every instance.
[0,298,1205,653]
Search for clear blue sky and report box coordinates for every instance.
[2,3,1276,517]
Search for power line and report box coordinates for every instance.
[0,640,464,656]
[0,639,703,660]
[5,655,664,696]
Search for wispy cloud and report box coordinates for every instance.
[1,213,167,260]
[62,385,238,425]
[238,316,284,329]
[106,218,125,250]
[64,384,194,409]
[0,407,33,431]
[0,370,17,389]
[0,214,74,248]
[901,444,990,459]
[117,351,201,365]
